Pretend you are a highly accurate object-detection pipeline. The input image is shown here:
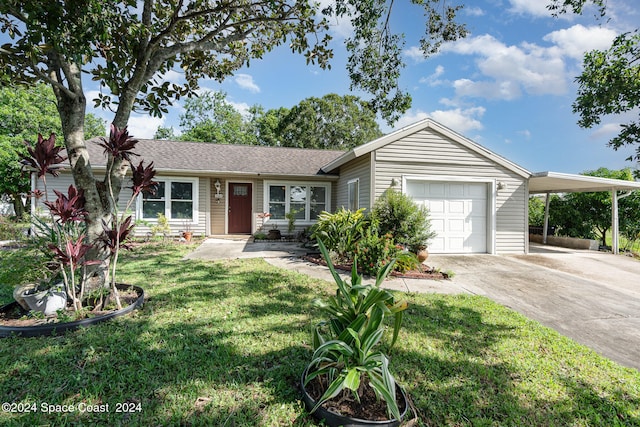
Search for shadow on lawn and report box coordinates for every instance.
[0,257,321,426]
[395,296,640,426]
[1,250,638,426]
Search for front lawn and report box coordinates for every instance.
[1,243,639,426]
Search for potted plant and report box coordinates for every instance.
[181,221,193,242]
[301,239,410,426]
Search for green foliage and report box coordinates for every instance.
[574,32,640,162]
[548,168,640,246]
[0,84,104,216]
[310,208,368,261]
[150,214,171,241]
[354,230,399,277]
[371,189,437,252]
[394,251,420,274]
[285,209,299,234]
[307,239,407,421]
[178,91,256,145]
[528,196,546,227]
[276,93,383,150]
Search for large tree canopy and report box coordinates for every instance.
[156,92,382,150]
[277,93,382,150]
[0,0,467,285]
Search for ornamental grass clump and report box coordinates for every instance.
[304,239,409,421]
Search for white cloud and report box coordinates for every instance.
[404,46,426,63]
[543,24,617,60]
[235,74,260,93]
[126,114,165,139]
[441,26,617,100]
[393,106,485,134]
[464,6,485,17]
[589,122,622,140]
[228,100,251,118]
[507,0,553,17]
[419,65,445,86]
[518,129,532,140]
[428,107,486,133]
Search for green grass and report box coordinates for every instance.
[1,242,639,426]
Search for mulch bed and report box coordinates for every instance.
[305,374,406,421]
[0,287,140,327]
[302,255,450,280]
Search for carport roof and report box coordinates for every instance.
[529,171,640,194]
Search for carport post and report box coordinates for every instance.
[542,192,551,244]
[612,189,619,255]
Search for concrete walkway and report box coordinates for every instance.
[186,238,640,371]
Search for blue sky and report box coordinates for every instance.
[87,0,639,175]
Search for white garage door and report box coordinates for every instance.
[407,180,487,253]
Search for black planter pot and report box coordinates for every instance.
[0,284,144,338]
[300,367,409,427]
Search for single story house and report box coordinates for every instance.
[31,118,640,254]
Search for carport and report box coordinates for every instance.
[529,171,640,254]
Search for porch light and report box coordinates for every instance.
[214,179,223,202]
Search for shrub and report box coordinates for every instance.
[310,207,368,261]
[354,230,399,276]
[371,189,436,253]
[394,251,420,273]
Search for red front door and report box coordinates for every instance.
[228,183,252,234]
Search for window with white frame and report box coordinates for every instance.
[265,182,330,222]
[139,177,198,222]
[347,179,359,211]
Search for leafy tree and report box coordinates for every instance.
[548,168,639,246]
[247,105,290,146]
[0,84,104,217]
[277,93,382,150]
[153,126,177,140]
[549,0,640,164]
[178,91,255,144]
[0,1,467,285]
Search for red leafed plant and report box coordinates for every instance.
[44,185,88,223]
[99,216,135,254]
[21,124,157,314]
[20,133,67,178]
[97,123,139,162]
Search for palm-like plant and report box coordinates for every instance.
[305,239,408,421]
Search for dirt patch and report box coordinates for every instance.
[302,255,450,280]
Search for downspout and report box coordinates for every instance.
[543,192,551,244]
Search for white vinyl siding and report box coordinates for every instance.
[335,154,371,211]
[375,128,527,254]
[34,172,208,237]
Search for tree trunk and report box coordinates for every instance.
[11,192,25,218]
[52,62,113,291]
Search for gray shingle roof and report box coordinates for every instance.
[84,139,345,177]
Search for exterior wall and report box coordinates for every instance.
[373,128,528,254]
[334,154,372,211]
[34,172,209,238]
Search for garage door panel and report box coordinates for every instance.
[407,180,488,253]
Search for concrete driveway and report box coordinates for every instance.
[186,238,640,371]
[428,244,640,371]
